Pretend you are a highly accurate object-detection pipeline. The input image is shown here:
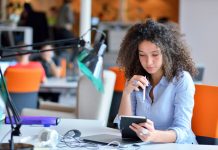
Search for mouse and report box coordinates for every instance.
[72,129,81,138]
[64,129,81,138]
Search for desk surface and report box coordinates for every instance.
[0,119,218,150]
[40,77,78,89]
[40,77,78,94]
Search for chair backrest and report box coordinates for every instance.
[192,84,218,145]
[60,58,67,78]
[108,66,126,92]
[5,67,42,93]
[107,66,126,128]
[76,70,116,126]
[4,67,42,113]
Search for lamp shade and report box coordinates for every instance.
[77,43,106,92]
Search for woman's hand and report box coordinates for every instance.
[118,75,149,116]
[129,119,156,142]
[124,75,149,95]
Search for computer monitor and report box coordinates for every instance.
[0,61,16,74]
[193,66,205,83]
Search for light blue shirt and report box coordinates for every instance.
[115,71,198,144]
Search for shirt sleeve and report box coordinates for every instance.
[130,91,137,115]
[168,72,195,143]
[37,63,47,82]
[53,57,61,66]
[113,115,121,129]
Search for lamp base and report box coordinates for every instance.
[0,143,34,150]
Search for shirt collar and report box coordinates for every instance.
[159,76,169,86]
[147,75,169,88]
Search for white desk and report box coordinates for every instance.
[0,119,218,150]
[40,78,78,105]
[0,119,117,149]
[40,77,78,93]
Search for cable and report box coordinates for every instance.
[56,129,100,149]
[0,129,12,143]
[80,27,106,42]
[56,129,143,150]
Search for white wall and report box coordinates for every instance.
[180,0,218,86]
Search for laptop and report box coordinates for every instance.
[81,134,147,147]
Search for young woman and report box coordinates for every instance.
[115,19,198,144]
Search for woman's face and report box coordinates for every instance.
[41,45,53,60]
[138,40,163,76]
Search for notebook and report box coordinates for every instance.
[81,134,147,147]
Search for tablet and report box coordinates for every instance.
[120,116,147,140]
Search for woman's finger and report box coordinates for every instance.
[130,124,150,141]
[146,119,154,125]
[132,75,148,86]
[138,122,154,131]
[134,87,139,91]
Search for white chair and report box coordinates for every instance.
[76,70,116,126]
[22,70,116,126]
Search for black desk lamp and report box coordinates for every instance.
[0,28,106,149]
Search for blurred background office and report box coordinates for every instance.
[0,0,218,127]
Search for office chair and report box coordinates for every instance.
[22,70,116,126]
[107,66,126,128]
[4,67,42,114]
[192,84,218,145]
[60,58,67,78]
[76,70,116,126]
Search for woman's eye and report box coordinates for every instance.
[152,54,159,57]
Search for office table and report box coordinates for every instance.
[40,77,78,93]
[39,77,78,105]
[0,119,218,150]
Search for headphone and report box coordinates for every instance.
[37,129,81,148]
[37,128,59,148]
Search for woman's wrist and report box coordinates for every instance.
[122,90,131,97]
[124,84,134,94]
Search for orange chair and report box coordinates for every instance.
[60,58,67,78]
[4,67,42,114]
[192,84,218,145]
[107,66,126,128]
[109,66,126,92]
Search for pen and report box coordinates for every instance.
[143,76,146,101]
[143,76,149,101]
[143,85,146,101]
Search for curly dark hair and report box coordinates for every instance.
[117,19,197,81]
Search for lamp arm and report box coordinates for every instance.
[0,38,85,51]
[0,38,86,59]
[0,67,21,150]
